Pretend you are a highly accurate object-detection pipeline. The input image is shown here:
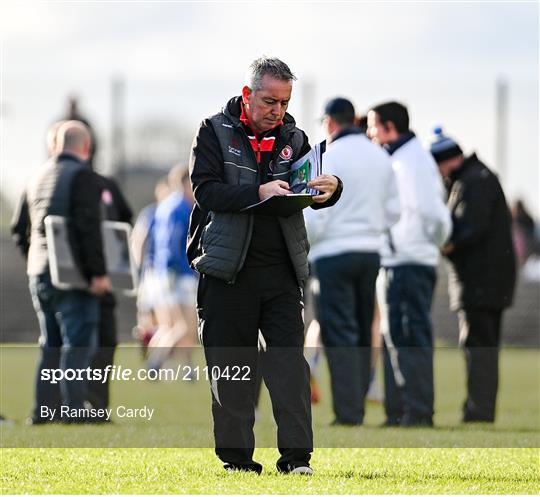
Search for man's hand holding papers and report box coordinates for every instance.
[308,174,339,203]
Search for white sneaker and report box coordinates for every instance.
[290,466,313,475]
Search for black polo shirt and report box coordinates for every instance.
[239,103,291,268]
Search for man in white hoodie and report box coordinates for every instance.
[305,97,400,425]
[367,102,451,427]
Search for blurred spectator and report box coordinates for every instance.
[511,199,538,266]
[86,171,133,414]
[12,121,111,424]
[33,114,132,415]
[355,114,368,134]
[61,105,133,414]
[367,102,451,427]
[305,97,399,425]
[63,96,98,168]
[146,166,198,372]
[131,178,170,269]
[131,177,170,354]
[431,126,516,423]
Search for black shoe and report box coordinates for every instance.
[277,463,314,475]
[400,415,433,427]
[461,416,495,424]
[462,413,495,423]
[223,462,263,475]
[330,419,362,427]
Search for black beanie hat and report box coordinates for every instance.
[430,126,463,163]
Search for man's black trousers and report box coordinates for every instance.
[197,264,312,470]
[382,264,436,425]
[458,308,503,422]
[314,252,380,424]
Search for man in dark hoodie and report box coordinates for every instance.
[188,57,342,475]
[430,127,516,423]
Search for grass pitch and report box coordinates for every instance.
[1,345,539,494]
[2,447,539,494]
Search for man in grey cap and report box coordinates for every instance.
[430,127,516,422]
[305,97,399,425]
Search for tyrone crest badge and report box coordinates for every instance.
[279,145,293,161]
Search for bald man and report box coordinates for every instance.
[13,120,133,418]
[22,120,111,424]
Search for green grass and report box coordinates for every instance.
[1,345,539,493]
[2,448,539,494]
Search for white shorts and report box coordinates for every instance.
[155,271,198,308]
[137,269,160,312]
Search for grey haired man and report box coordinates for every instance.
[187,57,342,475]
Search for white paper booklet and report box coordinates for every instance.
[289,140,326,194]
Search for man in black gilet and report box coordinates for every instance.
[12,117,131,420]
[188,57,342,475]
[22,121,111,423]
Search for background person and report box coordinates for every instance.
[367,102,452,427]
[146,166,198,373]
[430,126,516,423]
[57,106,133,414]
[131,177,170,355]
[15,115,133,416]
[58,104,132,405]
[62,97,98,168]
[86,171,132,413]
[14,120,111,424]
[305,97,399,425]
[511,199,538,266]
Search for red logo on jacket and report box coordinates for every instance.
[279,145,293,161]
